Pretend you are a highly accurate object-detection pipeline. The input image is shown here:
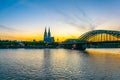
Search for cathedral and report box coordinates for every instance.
[44,27,54,43]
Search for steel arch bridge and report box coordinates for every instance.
[61,30,120,50]
[79,30,120,42]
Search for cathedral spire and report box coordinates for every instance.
[43,27,54,42]
[48,27,51,37]
[44,27,47,39]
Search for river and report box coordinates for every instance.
[0,48,120,80]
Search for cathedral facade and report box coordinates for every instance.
[44,27,54,43]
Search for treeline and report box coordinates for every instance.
[0,40,58,48]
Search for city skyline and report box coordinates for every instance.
[0,0,120,41]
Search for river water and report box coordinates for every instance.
[0,48,120,80]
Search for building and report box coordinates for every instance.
[44,27,54,43]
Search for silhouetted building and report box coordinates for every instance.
[44,27,54,42]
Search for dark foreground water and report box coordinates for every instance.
[0,49,120,80]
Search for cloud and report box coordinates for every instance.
[0,25,13,30]
[51,2,98,31]
[60,2,120,32]
[0,24,19,32]
[95,23,120,31]
[62,11,97,31]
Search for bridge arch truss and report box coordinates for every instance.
[79,30,120,42]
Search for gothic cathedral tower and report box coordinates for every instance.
[48,27,51,37]
[43,27,54,43]
[44,27,47,41]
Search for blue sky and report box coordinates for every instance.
[0,0,120,41]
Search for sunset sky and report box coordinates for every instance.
[0,0,120,41]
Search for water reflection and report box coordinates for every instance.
[42,49,53,79]
[0,49,120,80]
[86,48,120,54]
[85,48,120,80]
[42,49,86,79]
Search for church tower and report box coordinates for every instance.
[48,27,51,37]
[43,27,54,43]
[44,27,47,41]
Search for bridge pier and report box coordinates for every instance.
[61,43,86,50]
